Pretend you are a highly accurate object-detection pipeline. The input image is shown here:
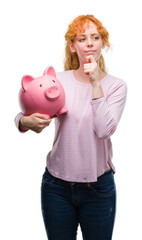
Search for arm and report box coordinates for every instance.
[90,81,127,139]
[84,55,127,139]
[14,112,27,133]
[14,112,52,133]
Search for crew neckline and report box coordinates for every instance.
[71,70,109,86]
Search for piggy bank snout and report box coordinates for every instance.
[45,86,60,100]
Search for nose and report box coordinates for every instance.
[45,86,60,100]
[86,38,93,48]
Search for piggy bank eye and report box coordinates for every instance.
[52,80,55,83]
[40,84,42,87]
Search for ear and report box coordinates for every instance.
[22,75,34,91]
[102,41,105,49]
[43,66,56,77]
[69,42,76,53]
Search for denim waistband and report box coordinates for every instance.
[44,167,114,187]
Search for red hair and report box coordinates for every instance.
[64,15,111,73]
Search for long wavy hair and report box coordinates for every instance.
[64,15,111,73]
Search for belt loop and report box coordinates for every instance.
[71,182,75,186]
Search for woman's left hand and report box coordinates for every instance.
[84,55,100,84]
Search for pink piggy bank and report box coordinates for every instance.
[19,66,68,118]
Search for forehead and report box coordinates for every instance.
[76,21,99,36]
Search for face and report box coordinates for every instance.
[70,21,104,64]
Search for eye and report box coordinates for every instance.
[79,38,85,42]
[52,80,55,83]
[40,84,42,87]
[93,36,99,40]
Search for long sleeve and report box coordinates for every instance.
[14,112,28,133]
[90,81,127,139]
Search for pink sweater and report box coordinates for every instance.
[15,70,127,182]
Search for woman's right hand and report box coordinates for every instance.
[19,113,52,133]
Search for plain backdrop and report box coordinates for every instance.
[0,0,142,239]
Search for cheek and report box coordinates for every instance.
[95,42,103,55]
[75,45,82,55]
[97,40,103,49]
[75,45,85,60]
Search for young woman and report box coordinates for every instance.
[15,15,127,240]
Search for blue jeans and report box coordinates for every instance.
[41,167,116,240]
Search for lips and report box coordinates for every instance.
[85,50,96,54]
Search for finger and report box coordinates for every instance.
[86,55,95,63]
[84,68,90,73]
[39,119,52,125]
[34,113,51,120]
[39,124,49,129]
[84,63,91,68]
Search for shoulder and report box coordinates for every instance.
[106,73,127,86]
[105,73,128,93]
[55,70,73,90]
[56,70,73,82]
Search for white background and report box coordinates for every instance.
[0,0,142,239]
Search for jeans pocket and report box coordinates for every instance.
[91,174,116,198]
[41,173,54,190]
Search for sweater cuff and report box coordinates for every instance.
[14,112,28,133]
[90,96,105,104]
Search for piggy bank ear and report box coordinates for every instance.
[43,66,56,77]
[22,75,34,91]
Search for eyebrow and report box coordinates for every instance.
[77,33,99,37]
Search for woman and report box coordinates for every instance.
[15,15,127,240]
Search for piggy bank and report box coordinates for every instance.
[19,66,68,118]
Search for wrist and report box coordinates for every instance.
[20,116,29,131]
[92,81,101,88]
[92,82,104,99]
